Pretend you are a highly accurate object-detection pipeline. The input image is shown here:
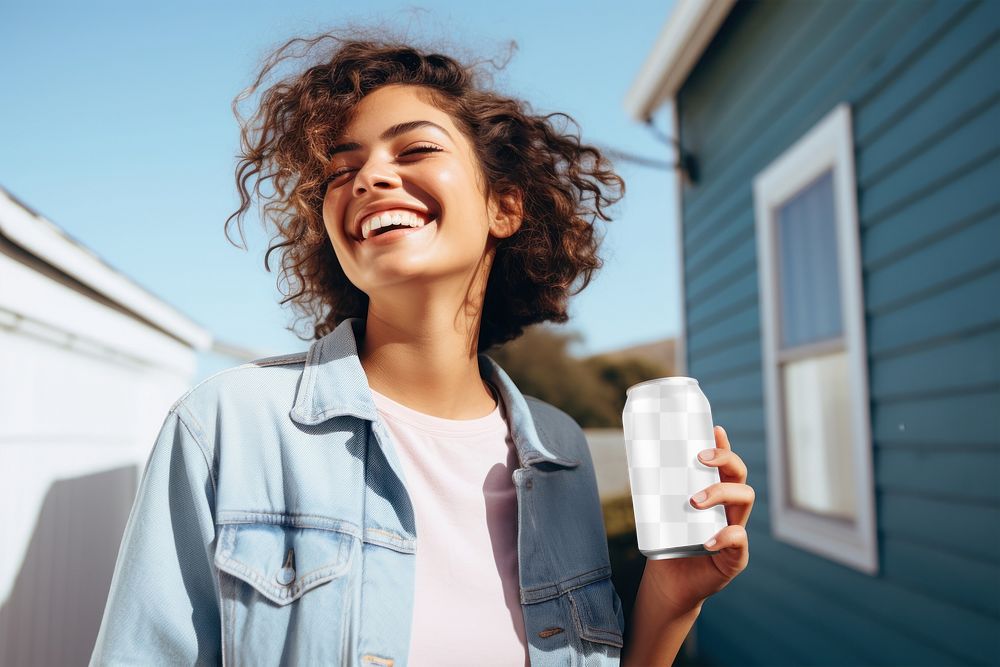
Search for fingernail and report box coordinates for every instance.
[692,490,707,503]
[699,449,716,460]
[704,537,717,549]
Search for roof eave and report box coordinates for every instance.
[0,185,213,351]
[623,0,736,121]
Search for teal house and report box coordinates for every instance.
[624,1,999,665]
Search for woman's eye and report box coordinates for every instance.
[326,145,442,184]
[402,144,443,156]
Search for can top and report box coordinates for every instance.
[625,377,699,395]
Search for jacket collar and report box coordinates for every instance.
[289,317,580,468]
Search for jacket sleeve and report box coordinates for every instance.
[90,405,220,666]
[572,418,628,640]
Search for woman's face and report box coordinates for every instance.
[322,84,507,297]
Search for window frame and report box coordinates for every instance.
[751,102,879,575]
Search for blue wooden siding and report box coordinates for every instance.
[675,1,999,665]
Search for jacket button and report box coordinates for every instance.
[276,567,296,586]
[525,479,533,489]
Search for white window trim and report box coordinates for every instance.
[752,102,879,575]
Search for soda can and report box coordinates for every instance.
[622,377,728,559]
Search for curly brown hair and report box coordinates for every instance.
[225,25,625,353]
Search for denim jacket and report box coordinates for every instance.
[90,317,625,666]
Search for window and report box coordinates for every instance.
[752,103,878,575]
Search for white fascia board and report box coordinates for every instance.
[623,0,735,121]
[0,187,212,351]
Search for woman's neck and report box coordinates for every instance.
[358,313,496,420]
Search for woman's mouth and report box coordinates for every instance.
[361,217,438,246]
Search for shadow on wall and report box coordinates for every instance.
[0,466,138,666]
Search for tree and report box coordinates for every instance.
[486,325,671,428]
[582,354,672,427]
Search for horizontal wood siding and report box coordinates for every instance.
[675,0,1000,664]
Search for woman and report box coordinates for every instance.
[91,27,753,667]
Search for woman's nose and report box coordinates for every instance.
[353,159,401,195]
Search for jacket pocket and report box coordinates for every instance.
[214,519,354,605]
[566,575,624,648]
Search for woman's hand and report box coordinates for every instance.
[642,425,754,613]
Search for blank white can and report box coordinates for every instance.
[622,377,728,559]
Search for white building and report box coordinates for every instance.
[0,185,212,664]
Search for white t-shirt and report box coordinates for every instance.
[370,384,529,667]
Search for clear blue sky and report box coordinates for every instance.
[1,0,681,382]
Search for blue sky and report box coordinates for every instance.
[1,0,681,382]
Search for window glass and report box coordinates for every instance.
[781,350,857,520]
[776,169,843,349]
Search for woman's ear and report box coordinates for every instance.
[490,190,524,239]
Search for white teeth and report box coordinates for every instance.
[361,209,429,239]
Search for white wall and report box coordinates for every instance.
[0,248,199,665]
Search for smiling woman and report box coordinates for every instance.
[90,22,632,667]
[223,27,624,354]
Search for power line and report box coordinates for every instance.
[596,146,675,170]
[593,114,698,183]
